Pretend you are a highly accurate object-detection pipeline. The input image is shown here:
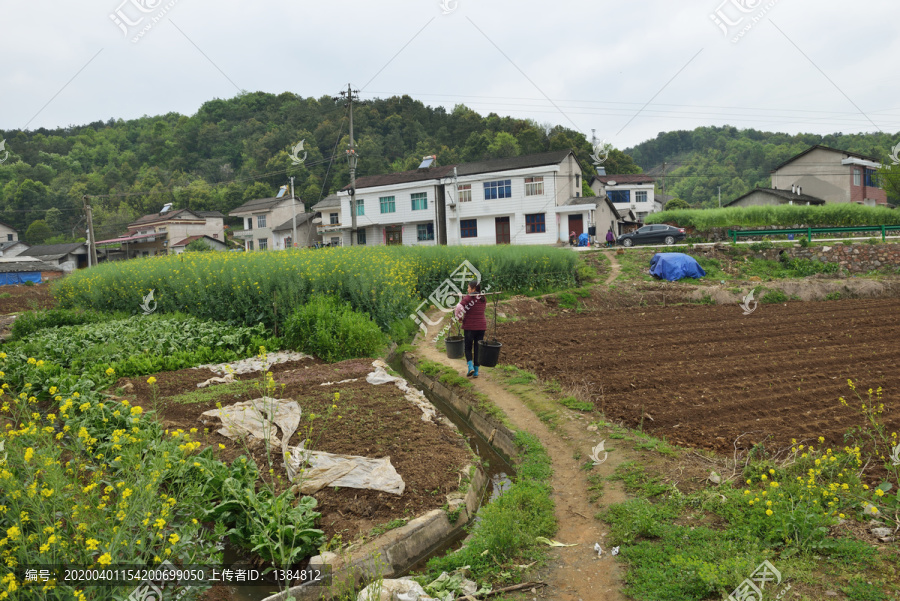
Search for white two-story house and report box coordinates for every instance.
[590,174,658,222]
[327,150,598,246]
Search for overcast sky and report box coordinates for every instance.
[1,0,899,151]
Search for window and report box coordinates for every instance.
[284,236,292,248]
[258,238,268,251]
[212,233,218,239]
[356,199,364,216]
[380,196,396,213]
[246,218,252,230]
[247,240,254,251]
[357,229,367,245]
[411,192,428,211]
[635,191,648,203]
[608,190,631,203]
[461,219,478,238]
[853,168,861,186]
[157,227,166,232]
[458,184,472,202]
[257,215,266,228]
[417,223,434,241]
[525,213,546,234]
[484,180,512,200]
[329,213,338,225]
[525,176,544,196]
[331,237,340,246]
[865,168,878,187]
[6,234,12,241]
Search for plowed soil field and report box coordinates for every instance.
[499,298,900,453]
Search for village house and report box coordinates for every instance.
[97,206,225,259]
[770,145,888,206]
[20,242,89,272]
[590,174,659,222]
[726,186,828,208]
[229,190,307,251]
[0,220,18,243]
[325,150,602,247]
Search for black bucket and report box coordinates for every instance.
[477,340,502,367]
[445,336,465,359]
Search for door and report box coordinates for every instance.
[385,225,403,246]
[568,214,583,238]
[495,217,510,244]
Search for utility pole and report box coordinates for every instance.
[290,176,297,249]
[82,195,98,267]
[718,186,721,208]
[338,84,360,246]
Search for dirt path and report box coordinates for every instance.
[415,326,630,601]
[602,250,621,286]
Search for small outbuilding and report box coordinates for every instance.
[0,257,64,285]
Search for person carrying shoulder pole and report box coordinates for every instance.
[457,280,487,378]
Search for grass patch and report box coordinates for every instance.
[497,365,537,385]
[424,431,555,587]
[632,433,676,456]
[559,396,594,412]
[761,289,789,304]
[608,461,669,498]
[369,518,408,538]
[158,379,258,405]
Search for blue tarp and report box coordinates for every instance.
[577,233,589,247]
[649,253,706,281]
[0,272,41,286]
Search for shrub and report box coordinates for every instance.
[646,204,900,231]
[761,289,789,304]
[283,295,386,362]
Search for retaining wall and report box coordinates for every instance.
[702,242,900,274]
[266,352,519,601]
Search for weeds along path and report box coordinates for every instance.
[415,321,632,601]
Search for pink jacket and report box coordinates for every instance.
[460,294,487,331]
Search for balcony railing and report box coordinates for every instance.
[232,230,254,239]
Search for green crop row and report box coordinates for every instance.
[646,204,900,231]
[52,246,577,331]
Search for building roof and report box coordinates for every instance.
[347,149,578,191]
[171,235,227,247]
[0,241,27,252]
[0,259,61,273]
[96,232,161,246]
[591,174,655,185]
[229,196,300,215]
[129,208,214,227]
[0,219,17,232]
[771,144,882,172]
[311,194,341,211]
[21,242,86,257]
[725,187,828,207]
[271,213,314,232]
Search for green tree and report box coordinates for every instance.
[664,198,691,211]
[45,207,63,233]
[24,219,53,244]
[184,238,215,252]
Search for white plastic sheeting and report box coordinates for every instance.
[196,373,236,388]
[196,351,313,376]
[287,441,405,496]
[201,397,301,457]
[356,578,437,601]
[367,360,438,423]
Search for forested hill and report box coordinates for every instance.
[0,92,641,244]
[627,126,900,208]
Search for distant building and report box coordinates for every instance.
[229,193,306,251]
[327,150,595,246]
[20,242,89,273]
[770,145,888,206]
[726,187,827,208]
[0,240,30,259]
[170,235,229,254]
[589,174,659,222]
[0,257,64,286]
[0,220,18,243]
[97,208,225,258]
